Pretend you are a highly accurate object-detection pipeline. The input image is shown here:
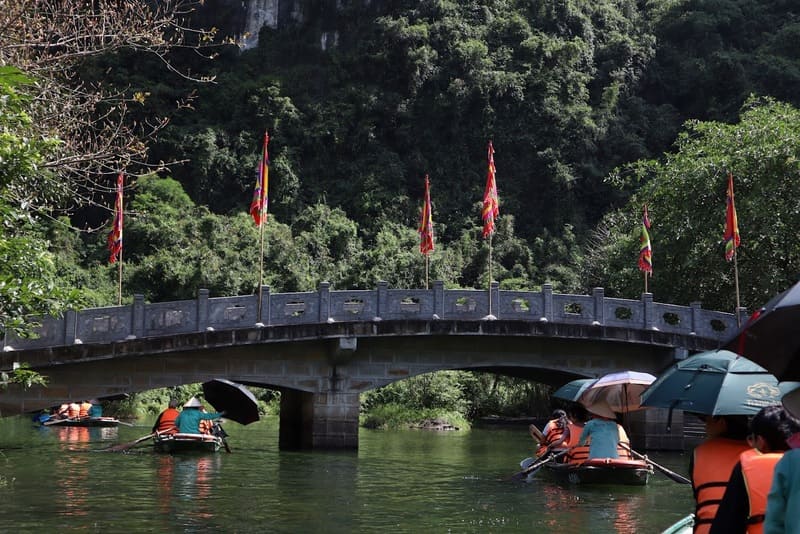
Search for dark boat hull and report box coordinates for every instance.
[44,417,122,427]
[153,433,222,453]
[540,458,653,486]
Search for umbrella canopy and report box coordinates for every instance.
[640,349,799,416]
[202,379,260,425]
[723,280,800,381]
[579,371,656,413]
[552,378,595,403]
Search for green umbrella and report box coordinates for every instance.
[552,378,595,402]
[640,349,799,417]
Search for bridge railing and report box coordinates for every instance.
[3,282,741,351]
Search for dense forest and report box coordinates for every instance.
[2,0,800,418]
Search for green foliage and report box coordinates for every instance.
[0,364,47,389]
[589,97,800,310]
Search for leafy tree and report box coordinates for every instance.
[586,97,800,311]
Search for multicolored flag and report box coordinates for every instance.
[107,172,124,264]
[249,131,270,227]
[418,174,435,255]
[724,171,740,261]
[638,204,652,274]
[482,140,499,238]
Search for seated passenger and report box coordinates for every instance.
[535,409,571,457]
[577,401,624,459]
[174,397,224,434]
[152,399,181,434]
[87,399,103,418]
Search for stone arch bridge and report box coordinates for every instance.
[0,282,742,449]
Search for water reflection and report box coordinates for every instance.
[54,444,90,518]
[156,454,222,528]
[0,417,694,533]
[47,425,119,447]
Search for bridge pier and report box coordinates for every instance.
[279,390,360,450]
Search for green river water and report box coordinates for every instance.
[0,416,694,533]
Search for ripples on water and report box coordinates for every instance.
[0,418,694,532]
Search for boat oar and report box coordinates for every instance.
[620,443,691,485]
[506,449,569,481]
[105,432,157,452]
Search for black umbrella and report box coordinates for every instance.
[202,379,260,425]
[723,280,800,381]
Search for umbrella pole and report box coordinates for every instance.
[733,250,741,326]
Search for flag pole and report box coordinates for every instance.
[425,255,429,290]
[257,218,265,323]
[643,271,648,294]
[117,249,123,306]
[488,234,493,316]
[733,250,741,325]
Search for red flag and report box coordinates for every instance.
[638,204,652,274]
[482,140,499,237]
[107,172,123,264]
[249,131,270,226]
[418,174,435,255]
[724,172,740,261]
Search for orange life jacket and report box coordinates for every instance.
[199,418,213,434]
[692,437,751,534]
[565,422,584,448]
[79,402,92,418]
[155,408,180,433]
[741,450,783,534]
[536,418,582,457]
[67,402,81,418]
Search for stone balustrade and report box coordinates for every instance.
[3,281,742,352]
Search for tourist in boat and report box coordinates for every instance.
[66,401,81,419]
[174,397,224,434]
[709,405,800,533]
[765,392,800,534]
[152,399,181,434]
[690,414,750,534]
[577,401,624,459]
[534,409,581,459]
[78,400,92,418]
[87,399,103,418]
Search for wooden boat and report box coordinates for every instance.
[537,457,653,485]
[43,416,125,428]
[661,514,694,534]
[153,432,223,453]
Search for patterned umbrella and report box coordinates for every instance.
[579,371,656,414]
[640,349,798,416]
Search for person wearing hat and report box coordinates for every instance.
[765,389,800,534]
[576,401,624,459]
[710,404,800,534]
[174,397,224,434]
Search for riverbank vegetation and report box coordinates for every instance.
[2,1,800,419]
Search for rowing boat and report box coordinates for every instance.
[661,514,694,534]
[43,416,126,428]
[153,432,223,453]
[537,457,653,485]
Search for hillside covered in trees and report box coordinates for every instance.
[4,0,800,330]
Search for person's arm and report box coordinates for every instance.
[709,463,748,534]
[577,421,592,446]
[765,456,789,534]
[200,411,223,420]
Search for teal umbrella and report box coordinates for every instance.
[640,349,799,416]
[552,378,595,402]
